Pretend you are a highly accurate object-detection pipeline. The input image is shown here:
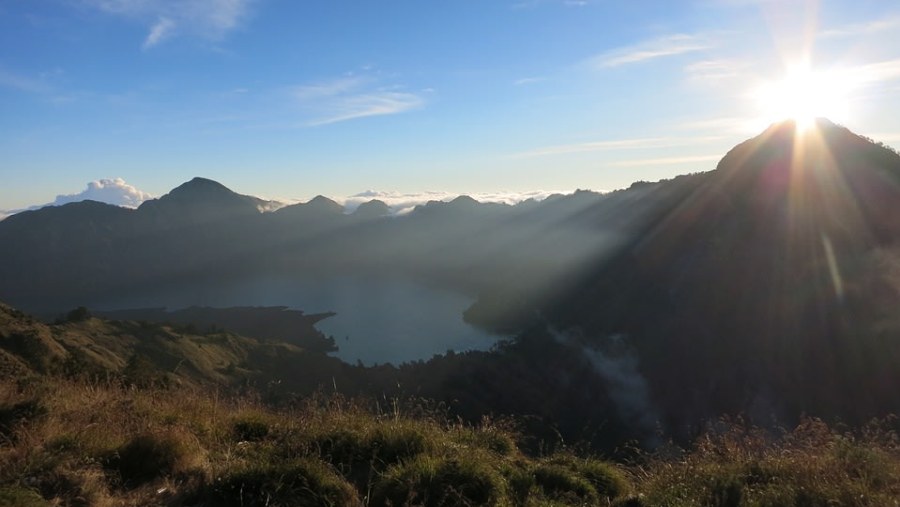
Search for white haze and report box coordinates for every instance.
[341,189,574,215]
[549,328,660,444]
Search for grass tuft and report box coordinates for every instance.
[208,458,360,507]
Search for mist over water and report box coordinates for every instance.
[89,274,501,365]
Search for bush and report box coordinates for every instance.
[452,426,517,456]
[232,416,270,442]
[209,459,359,507]
[572,458,629,498]
[374,454,506,507]
[533,463,598,504]
[538,454,629,500]
[313,422,430,474]
[65,307,91,323]
[0,398,46,440]
[0,486,49,507]
[108,431,197,487]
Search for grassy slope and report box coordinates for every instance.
[2,304,900,506]
[0,302,311,390]
[0,377,899,506]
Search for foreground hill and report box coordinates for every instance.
[2,299,899,505]
[2,355,899,505]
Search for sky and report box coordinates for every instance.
[3,0,900,213]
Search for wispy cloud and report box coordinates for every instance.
[683,58,746,85]
[590,34,712,68]
[0,67,52,94]
[83,0,254,48]
[513,76,546,86]
[292,76,425,126]
[850,59,900,86]
[143,16,176,49]
[610,154,720,168]
[512,0,591,9]
[513,136,723,158]
[819,17,900,39]
[674,116,756,135]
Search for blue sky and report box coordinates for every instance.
[3,0,900,212]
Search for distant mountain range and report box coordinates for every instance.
[3,118,900,447]
[0,172,626,315]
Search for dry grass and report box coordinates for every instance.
[2,376,898,506]
[632,417,900,506]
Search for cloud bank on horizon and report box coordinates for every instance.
[341,189,574,215]
[52,178,154,208]
[0,178,154,219]
[0,180,573,220]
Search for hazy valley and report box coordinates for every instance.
[4,119,900,505]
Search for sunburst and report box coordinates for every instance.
[753,63,853,132]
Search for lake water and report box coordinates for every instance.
[91,274,501,365]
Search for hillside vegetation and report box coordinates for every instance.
[3,301,900,505]
[1,375,899,506]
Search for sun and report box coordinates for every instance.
[754,64,852,132]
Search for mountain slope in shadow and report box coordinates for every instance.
[540,119,900,435]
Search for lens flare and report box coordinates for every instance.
[754,64,853,132]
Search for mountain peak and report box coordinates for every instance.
[137,177,262,222]
[307,195,342,208]
[449,195,479,207]
[166,177,236,199]
[352,199,391,218]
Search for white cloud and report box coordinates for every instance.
[341,190,573,215]
[83,0,253,48]
[51,178,154,208]
[1,178,154,219]
[143,16,176,49]
[292,76,425,126]
[590,34,712,68]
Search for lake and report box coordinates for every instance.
[90,274,501,365]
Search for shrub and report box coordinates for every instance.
[533,463,598,504]
[452,426,517,456]
[573,458,629,498]
[374,454,506,507]
[66,307,91,323]
[232,416,270,442]
[312,422,430,474]
[0,486,49,507]
[107,431,198,487]
[208,459,359,507]
[0,398,46,440]
[501,462,536,506]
